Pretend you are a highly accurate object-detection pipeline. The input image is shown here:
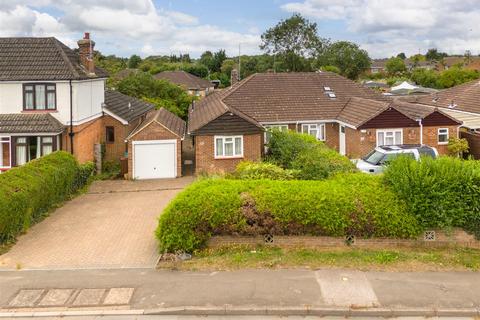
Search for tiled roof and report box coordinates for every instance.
[337,98,390,127]
[154,71,213,90]
[0,37,108,81]
[413,79,480,114]
[104,90,154,123]
[0,113,64,134]
[128,108,186,139]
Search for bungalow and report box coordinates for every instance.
[154,70,215,97]
[188,72,461,174]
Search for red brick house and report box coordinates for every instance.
[188,72,461,174]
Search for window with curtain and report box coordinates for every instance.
[215,136,243,158]
[15,137,28,166]
[23,84,56,110]
[41,137,53,156]
[377,129,403,146]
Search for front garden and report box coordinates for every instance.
[156,130,480,268]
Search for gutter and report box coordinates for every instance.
[416,118,423,145]
[69,80,74,154]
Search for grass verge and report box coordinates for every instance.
[158,245,480,272]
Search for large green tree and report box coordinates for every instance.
[260,13,325,72]
[128,54,142,69]
[317,41,370,79]
[386,57,407,75]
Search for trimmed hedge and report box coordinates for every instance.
[384,156,480,237]
[156,174,420,252]
[232,161,298,180]
[0,151,94,243]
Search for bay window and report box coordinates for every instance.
[14,136,57,166]
[301,123,325,141]
[215,136,243,158]
[377,129,403,146]
[23,83,56,110]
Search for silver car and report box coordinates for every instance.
[355,145,439,174]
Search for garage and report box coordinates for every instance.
[126,108,186,180]
[133,140,177,179]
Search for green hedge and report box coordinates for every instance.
[232,161,298,180]
[0,152,94,243]
[156,174,420,252]
[383,156,480,237]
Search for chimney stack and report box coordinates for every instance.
[230,69,239,86]
[77,32,95,74]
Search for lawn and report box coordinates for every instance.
[158,245,480,272]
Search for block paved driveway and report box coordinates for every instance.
[0,177,193,270]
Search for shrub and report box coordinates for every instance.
[0,152,93,243]
[291,147,357,180]
[232,161,298,180]
[156,174,420,252]
[383,156,480,236]
[266,130,320,168]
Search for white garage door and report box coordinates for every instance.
[133,140,177,180]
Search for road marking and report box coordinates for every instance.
[315,270,379,307]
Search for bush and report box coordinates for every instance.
[156,174,420,252]
[383,156,480,236]
[0,152,93,243]
[233,161,298,180]
[291,147,356,180]
[266,130,320,168]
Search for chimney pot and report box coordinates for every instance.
[84,32,90,40]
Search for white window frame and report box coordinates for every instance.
[214,135,244,159]
[376,129,403,146]
[264,125,289,144]
[0,136,11,170]
[438,128,449,145]
[301,123,326,141]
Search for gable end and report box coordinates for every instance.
[193,112,263,135]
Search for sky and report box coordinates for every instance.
[0,0,479,59]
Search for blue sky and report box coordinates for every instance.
[0,0,479,59]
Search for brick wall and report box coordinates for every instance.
[207,228,480,250]
[103,115,143,163]
[346,125,459,158]
[324,122,339,151]
[62,116,104,163]
[195,133,263,174]
[127,121,182,179]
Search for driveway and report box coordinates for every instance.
[0,177,193,270]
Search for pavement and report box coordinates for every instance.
[0,177,193,270]
[1,268,480,317]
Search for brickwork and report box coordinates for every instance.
[195,133,263,174]
[127,121,182,179]
[324,122,339,151]
[208,228,480,250]
[62,116,104,164]
[103,115,143,163]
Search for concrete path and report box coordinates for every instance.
[0,177,193,270]
[1,268,480,317]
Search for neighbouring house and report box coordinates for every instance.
[369,59,388,74]
[126,108,185,179]
[188,72,462,174]
[436,56,480,72]
[408,79,480,158]
[0,34,154,174]
[154,70,215,97]
[369,58,435,74]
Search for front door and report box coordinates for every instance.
[339,125,346,155]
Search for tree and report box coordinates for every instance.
[183,64,209,78]
[260,13,326,72]
[199,51,214,70]
[396,52,407,60]
[410,69,439,88]
[447,137,469,158]
[425,48,447,61]
[317,41,370,79]
[128,54,142,69]
[385,57,407,75]
[436,67,480,88]
[465,50,473,65]
[221,59,237,76]
[211,49,227,73]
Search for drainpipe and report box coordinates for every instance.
[69,80,74,154]
[416,118,423,145]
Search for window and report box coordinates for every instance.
[14,136,57,166]
[23,83,56,110]
[106,126,115,143]
[301,123,325,141]
[215,136,243,158]
[264,125,288,144]
[377,129,402,146]
[0,137,11,168]
[41,137,53,156]
[438,128,449,144]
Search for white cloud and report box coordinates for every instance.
[0,0,261,57]
[282,0,480,58]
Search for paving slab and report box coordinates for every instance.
[38,289,74,307]
[72,289,106,307]
[315,270,379,307]
[8,290,44,308]
[103,288,134,305]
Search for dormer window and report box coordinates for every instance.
[23,83,56,110]
[324,86,331,91]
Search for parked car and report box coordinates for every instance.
[355,145,438,173]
